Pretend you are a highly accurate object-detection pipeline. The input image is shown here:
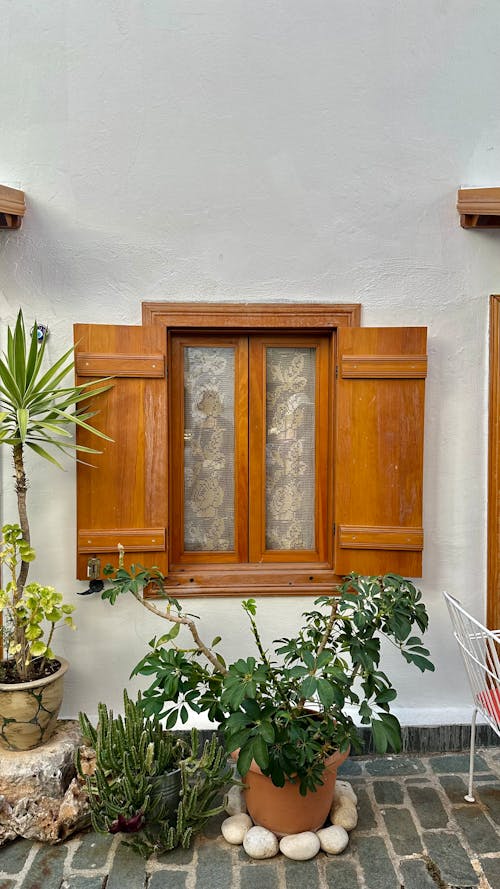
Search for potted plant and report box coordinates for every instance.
[0,310,111,750]
[99,557,434,834]
[78,689,234,857]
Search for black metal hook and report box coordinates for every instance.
[78,579,104,596]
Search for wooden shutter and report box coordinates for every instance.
[75,324,167,579]
[334,327,427,577]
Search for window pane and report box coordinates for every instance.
[265,347,316,550]
[183,347,235,551]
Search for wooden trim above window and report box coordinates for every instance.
[142,302,361,330]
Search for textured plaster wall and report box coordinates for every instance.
[1,1,500,726]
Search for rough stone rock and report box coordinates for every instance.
[224,784,247,816]
[57,778,92,841]
[77,745,97,778]
[243,825,279,859]
[279,831,320,861]
[0,720,82,803]
[221,813,253,844]
[333,780,358,805]
[0,720,91,846]
[10,795,61,843]
[316,824,349,854]
[0,797,16,845]
[330,797,358,831]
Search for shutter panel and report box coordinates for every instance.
[75,324,167,579]
[334,327,427,577]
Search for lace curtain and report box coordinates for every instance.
[183,347,235,551]
[182,344,316,553]
[265,348,315,550]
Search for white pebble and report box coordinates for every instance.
[243,826,279,859]
[224,785,247,815]
[221,813,253,845]
[316,825,349,854]
[279,831,320,861]
[330,798,358,831]
[334,780,358,805]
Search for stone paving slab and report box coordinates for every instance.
[0,747,498,889]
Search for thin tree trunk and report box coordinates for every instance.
[12,443,30,679]
[13,443,30,593]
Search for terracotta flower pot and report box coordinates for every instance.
[0,657,69,751]
[233,746,350,836]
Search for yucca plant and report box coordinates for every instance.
[0,309,112,681]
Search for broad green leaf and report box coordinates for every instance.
[375,687,397,704]
[237,744,254,778]
[379,713,402,751]
[252,734,269,770]
[317,677,335,708]
[29,640,48,657]
[408,654,435,673]
[300,675,317,699]
[258,721,275,744]
[165,710,178,730]
[371,719,388,754]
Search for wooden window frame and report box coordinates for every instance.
[170,333,249,566]
[248,333,331,565]
[75,305,426,596]
[142,302,360,597]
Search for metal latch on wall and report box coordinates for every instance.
[77,557,104,596]
[87,557,101,579]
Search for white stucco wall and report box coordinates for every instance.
[1,1,500,727]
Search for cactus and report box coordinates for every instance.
[78,690,233,857]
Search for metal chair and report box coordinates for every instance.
[443,591,500,802]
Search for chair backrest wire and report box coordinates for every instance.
[443,591,500,738]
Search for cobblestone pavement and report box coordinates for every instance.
[1,748,499,889]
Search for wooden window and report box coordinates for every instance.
[75,304,427,597]
[169,333,329,568]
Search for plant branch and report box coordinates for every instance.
[316,598,339,660]
[247,612,291,705]
[129,589,228,676]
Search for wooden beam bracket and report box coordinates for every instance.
[0,185,26,230]
[457,188,500,229]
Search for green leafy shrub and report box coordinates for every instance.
[0,524,75,681]
[100,561,434,795]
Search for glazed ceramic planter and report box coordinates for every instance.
[148,767,182,817]
[0,656,69,751]
[234,746,350,836]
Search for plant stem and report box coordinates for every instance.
[12,443,30,678]
[316,599,338,660]
[296,600,339,712]
[129,590,228,676]
[247,613,292,706]
[13,443,30,593]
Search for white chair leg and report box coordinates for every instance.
[465,707,478,802]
